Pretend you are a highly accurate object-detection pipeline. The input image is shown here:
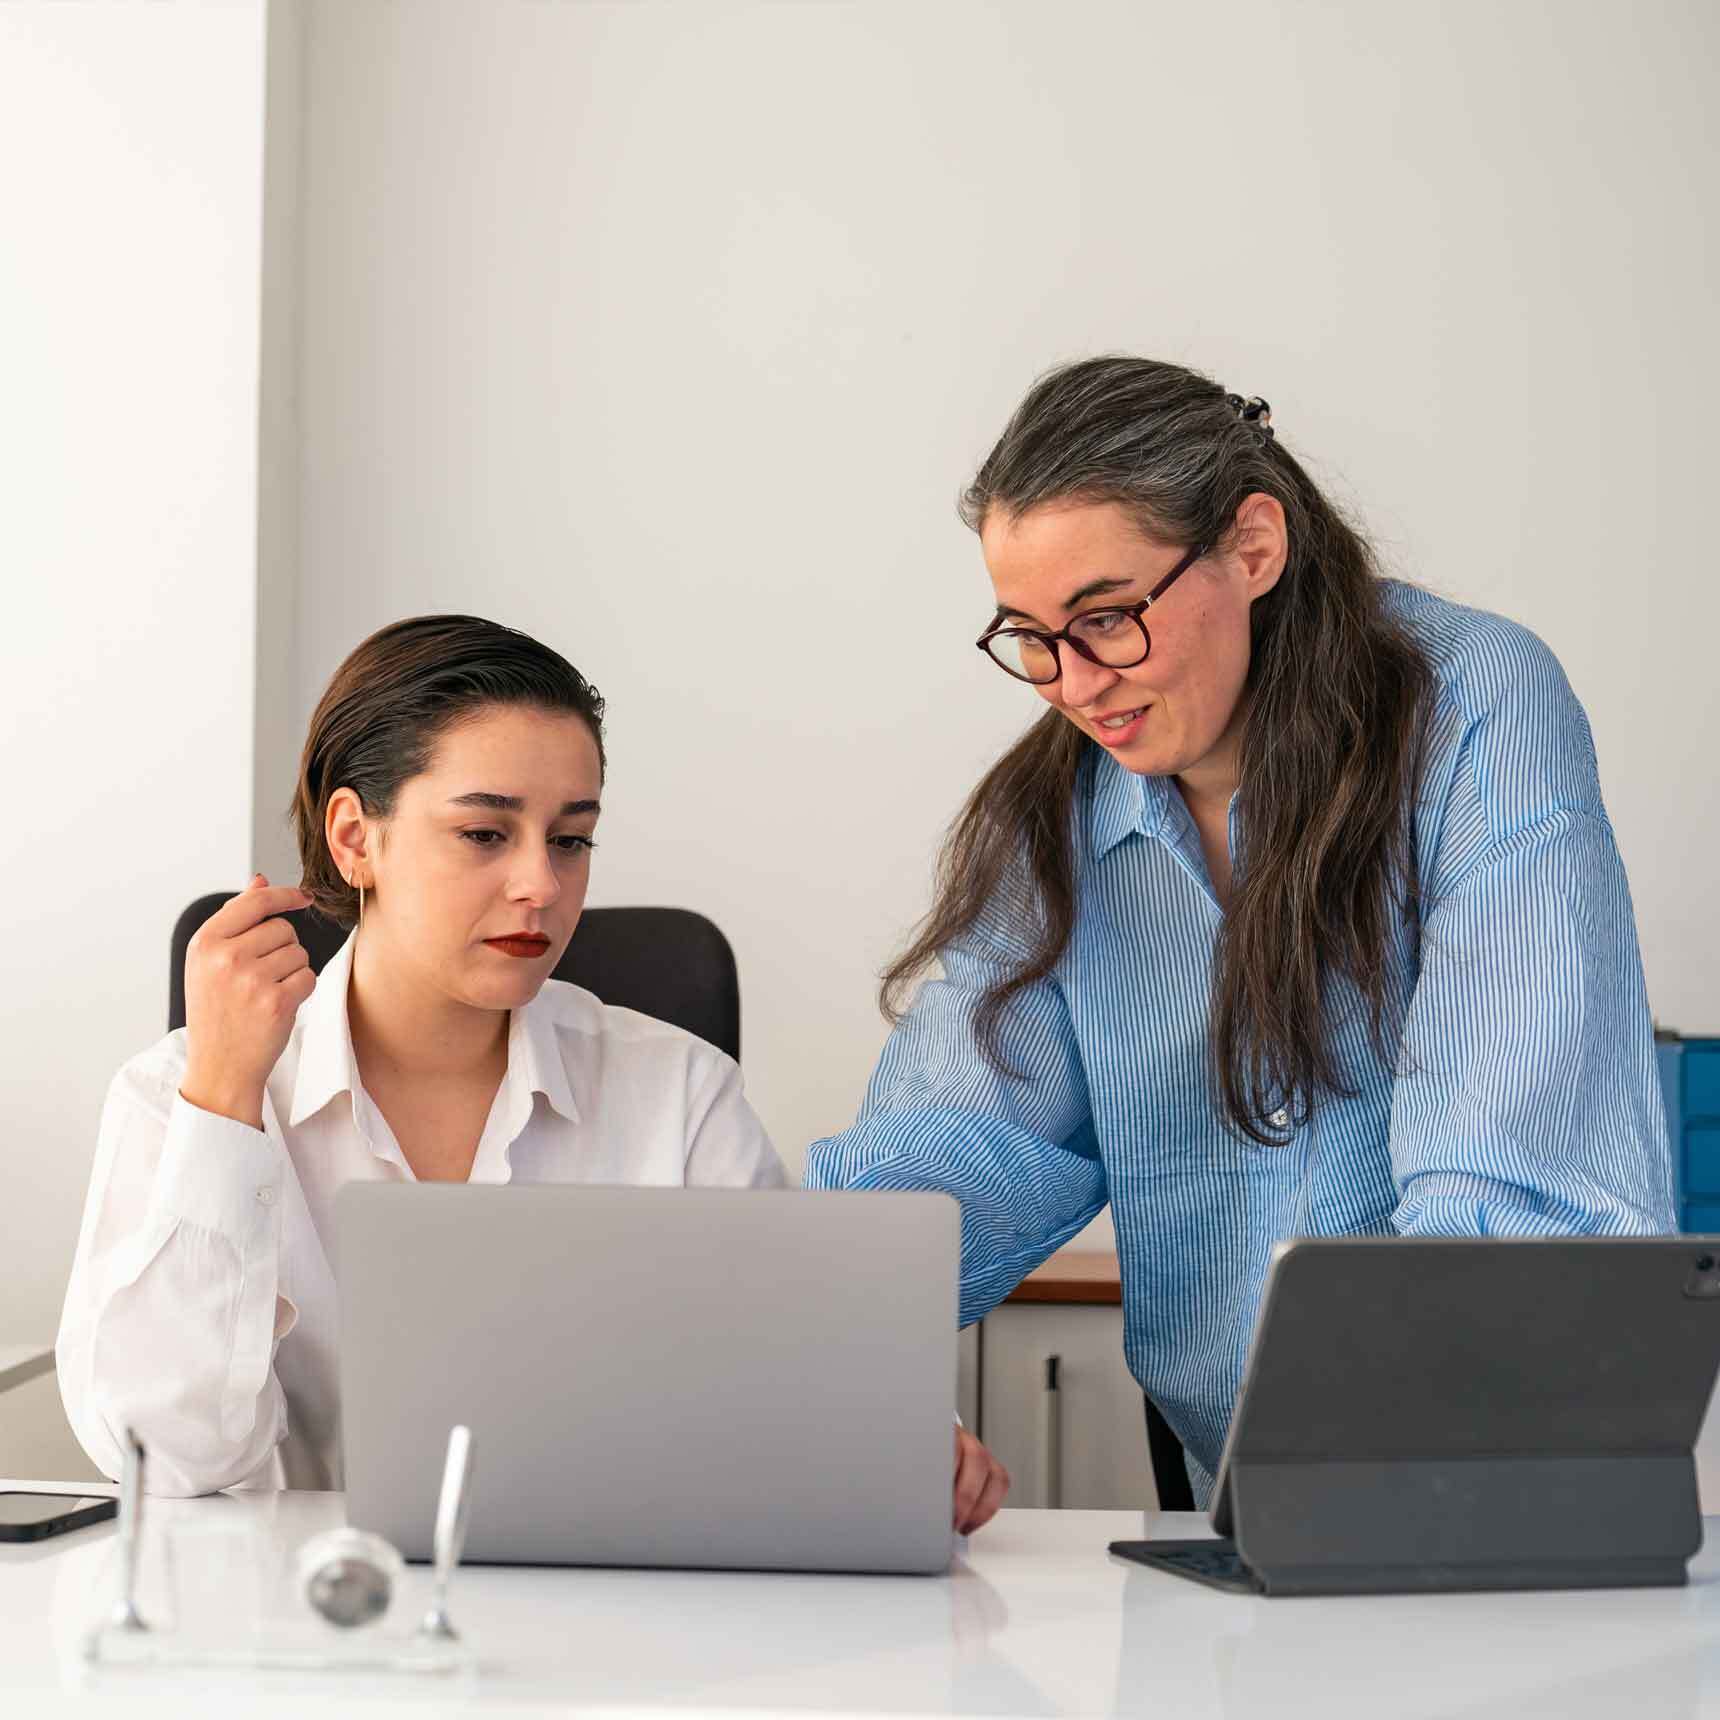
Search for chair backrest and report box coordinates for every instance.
[167,895,740,1061]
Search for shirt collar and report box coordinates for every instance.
[289,930,362,1128]
[509,989,580,1126]
[288,932,581,1131]
[468,996,580,1184]
[1087,748,1174,862]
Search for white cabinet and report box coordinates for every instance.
[956,1323,980,1430]
[975,1301,1157,1510]
[964,1252,1161,1512]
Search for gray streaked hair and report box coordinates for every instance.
[885,355,1434,1146]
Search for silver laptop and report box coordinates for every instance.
[335,1184,958,1575]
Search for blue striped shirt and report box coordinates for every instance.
[806,583,1676,1497]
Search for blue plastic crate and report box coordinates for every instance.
[1659,1036,1720,1232]
[1689,1049,1720,1123]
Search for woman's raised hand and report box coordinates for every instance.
[179,874,317,1129]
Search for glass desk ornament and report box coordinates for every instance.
[80,1424,479,1679]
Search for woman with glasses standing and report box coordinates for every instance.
[807,356,1675,1509]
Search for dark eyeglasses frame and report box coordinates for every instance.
[975,543,1210,684]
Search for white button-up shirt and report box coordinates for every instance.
[57,932,787,1495]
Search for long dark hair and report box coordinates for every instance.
[882,357,1432,1145]
[291,614,606,926]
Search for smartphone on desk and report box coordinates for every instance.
[0,1491,117,1542]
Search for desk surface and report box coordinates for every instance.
[5,1481,1720,1718]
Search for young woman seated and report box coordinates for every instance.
[57,615,786,1495]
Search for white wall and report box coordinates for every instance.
[255,0,307,885]
[0,0,268,1342]
[286,0,1720,1194]
[9,2,1713,1343]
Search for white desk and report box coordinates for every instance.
[5,1482,1720,1717]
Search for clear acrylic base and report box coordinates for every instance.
[74,1506,479,1685]
[82,1616,476,1678]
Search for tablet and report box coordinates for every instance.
[1112,1235,1720,1596]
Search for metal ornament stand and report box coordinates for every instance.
[80,1426,479,1680]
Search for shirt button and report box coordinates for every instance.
[1269,1109,1290,1130]
[256,1187,276,1206]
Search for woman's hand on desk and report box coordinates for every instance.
[953,1425,1009,1533]
[180,875,316,1130]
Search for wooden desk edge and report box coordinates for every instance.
[1004,1251,1122,1306]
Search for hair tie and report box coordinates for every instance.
[1224,392,1276,440]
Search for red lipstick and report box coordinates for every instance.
[485,934,551,960]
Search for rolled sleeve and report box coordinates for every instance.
[56,1076,293,1494]
[807,931,1107,1325]
[1387,614,1676,1239]
[1390,809,1677,1238]
[152,1094,288,1239]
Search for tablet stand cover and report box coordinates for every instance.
[1185,1239,1718,1596]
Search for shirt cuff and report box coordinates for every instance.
[150,1093,286,1243]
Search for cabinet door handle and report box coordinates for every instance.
[1038,1354,1063,1509]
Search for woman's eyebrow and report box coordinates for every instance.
[995,576,1135,624]
[447,791,601,816]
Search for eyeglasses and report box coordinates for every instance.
[975,543,1209,684]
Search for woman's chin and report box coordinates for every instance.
[1110,736,1179,776]
[458,965,550,1012]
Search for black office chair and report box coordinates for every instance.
[1144,1395,1196,1511]
[168,894,740,1059]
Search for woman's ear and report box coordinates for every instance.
[1230,492,1288,604]
[324,787,371,888]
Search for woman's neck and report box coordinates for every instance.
[346,933,509,1089]
[1174,700,1249,908]
[1175,707,1246,824]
